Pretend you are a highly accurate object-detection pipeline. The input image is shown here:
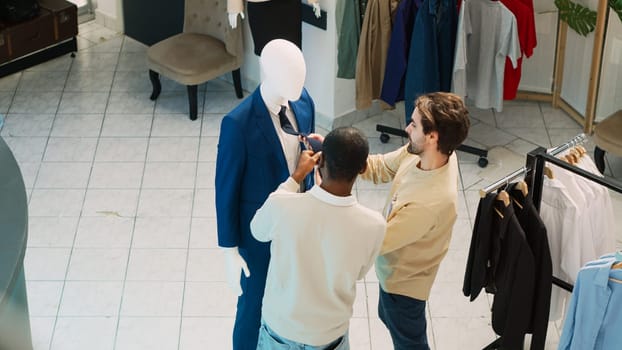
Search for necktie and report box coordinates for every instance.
[278,105,322,152]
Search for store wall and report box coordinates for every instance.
[596,11,622,121]
[238,0,356,130]
[96,0,123,32]
[518,11,558,93]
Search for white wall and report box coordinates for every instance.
[94,0,123,32]
[238,0,356,130]
[596,10,622,121]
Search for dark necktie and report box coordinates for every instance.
[278,105,322,152]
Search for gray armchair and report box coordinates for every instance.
[147,0,244,120]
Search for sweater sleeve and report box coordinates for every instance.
[381,203,436,255]
[250,178,298,242]
[360,145,411,184]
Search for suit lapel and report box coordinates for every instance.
[251,88,288,172]
[289,89,311,134]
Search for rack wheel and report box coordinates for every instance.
[478,157,488,168]
[380,133,390,144]
[71,52,75,58]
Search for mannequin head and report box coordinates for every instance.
[259,39,306,104]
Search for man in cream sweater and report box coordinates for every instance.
[250,127,386,349]
[361,92,470,349]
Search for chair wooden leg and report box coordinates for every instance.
[232,68,243,98]
[187,85,198,120]
[594,146,606,173]
[149,70,161,100]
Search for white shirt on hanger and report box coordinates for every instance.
[452,0,520,112]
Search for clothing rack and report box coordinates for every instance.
[375,124,489,167]
[479,133,622,350]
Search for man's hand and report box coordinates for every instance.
[292,150,321,184]
[222,247,250,296]
[228,12,245,29]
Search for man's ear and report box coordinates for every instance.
[318,153,325,168]
[359,162,368,174]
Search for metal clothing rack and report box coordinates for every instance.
[376,124,489,167]
[478,133,622,349]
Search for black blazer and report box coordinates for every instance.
[510,185,553,350]
[463,192,537,350]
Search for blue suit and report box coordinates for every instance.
[215,86,315,350]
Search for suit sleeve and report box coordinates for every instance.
[360,145,410,184]
[215,116,246,247]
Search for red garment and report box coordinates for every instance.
[502,0,536,100]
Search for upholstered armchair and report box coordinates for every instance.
[147,0,244,120]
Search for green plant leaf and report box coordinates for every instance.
[555,0,597,36]
[610,0,622,23]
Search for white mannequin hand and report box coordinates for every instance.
[228,12,245,29]
[222,247,250,296]
[308,0,321,18]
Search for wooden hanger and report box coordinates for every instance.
[496,190,510,207]
[544,166,554,179]
[515,180,528,197]
[613,251,622,269]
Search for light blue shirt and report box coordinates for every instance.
[559,259,622,350]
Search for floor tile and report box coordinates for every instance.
[58,281,123,316]
[101,114,153,137]
[75,216,134,248]
[198,136,218,162]
[35,162,91,189]
[155,92,205,115]
[66,248,129,281]
[179,317,234,350]
[117,52,148,71]
[30,317,55,350]
[65,70,115,92]
[88,162,145,189]
[196,162,215,189]
[182,282,237,317]
[201,113,224,136]
[147,137,200,162]
[141,162,196,189]
[95,137,149,162]
[189,218,218,249]
[71,52,119,71]
[0,72,22,91]
[24,247,71,281]
[28,189,85,217]
[51,317,117,350]
[17,71,68,92]
[115,317,180,350]
[58,92,109,114]
[107,92,155,114]
[10,91,62,114]
[111,70,152,92]
[137,189,194,217]
[132,217,191,249]
[120,281,184,317]
[126,249,187,281]
[44,137,98,162]
[151,113,202,137]
[186,249,226,282]
[432,317,496,350]
[28,217,79,248]
[0,114,54,137]
[26,281,64,316]
[82,189,139,217]
[192,189,215,217]
[50,114,104,137]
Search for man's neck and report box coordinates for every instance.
[319,179,353,197]
[418,152,449,171]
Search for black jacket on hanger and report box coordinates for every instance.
[464,192,537,350]
[510,185,552,350]
[463,193,496,301]
[490,201,536,350]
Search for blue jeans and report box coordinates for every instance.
[256,322,349,350]
[378,286,430,350]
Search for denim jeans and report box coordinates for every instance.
[256,322,349,350]
[378,286,429,350]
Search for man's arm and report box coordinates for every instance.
[251,150,320,242]
[360,145,411,184]
[381,204,436,255]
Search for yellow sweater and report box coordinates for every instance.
[361,145,459,300]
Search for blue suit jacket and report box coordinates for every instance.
[215,87,315,249]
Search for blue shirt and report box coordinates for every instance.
[559,259,622,350]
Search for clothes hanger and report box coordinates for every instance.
[496,179,511,208]
[613,250,622,270]
[544,166,554,179]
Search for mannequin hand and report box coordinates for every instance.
[311,2,321,18]
[222,247,250,296]
[228,12,245,29]
[292,150,321,184]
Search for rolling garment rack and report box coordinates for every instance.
[478,133,622,349]
[376,124,489,167]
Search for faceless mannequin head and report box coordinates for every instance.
[259,39,306,104]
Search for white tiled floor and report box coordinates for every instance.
[1,22,621,350]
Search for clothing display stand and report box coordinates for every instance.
[376,124,489,167]
[478,133,622,349]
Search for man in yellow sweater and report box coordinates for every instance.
[361,92,470,349]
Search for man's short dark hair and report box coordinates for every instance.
[323,127,369,182]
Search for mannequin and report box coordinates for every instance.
[215,39,316,350]
[227,0,321,55]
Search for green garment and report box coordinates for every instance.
[337,0,361,79]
